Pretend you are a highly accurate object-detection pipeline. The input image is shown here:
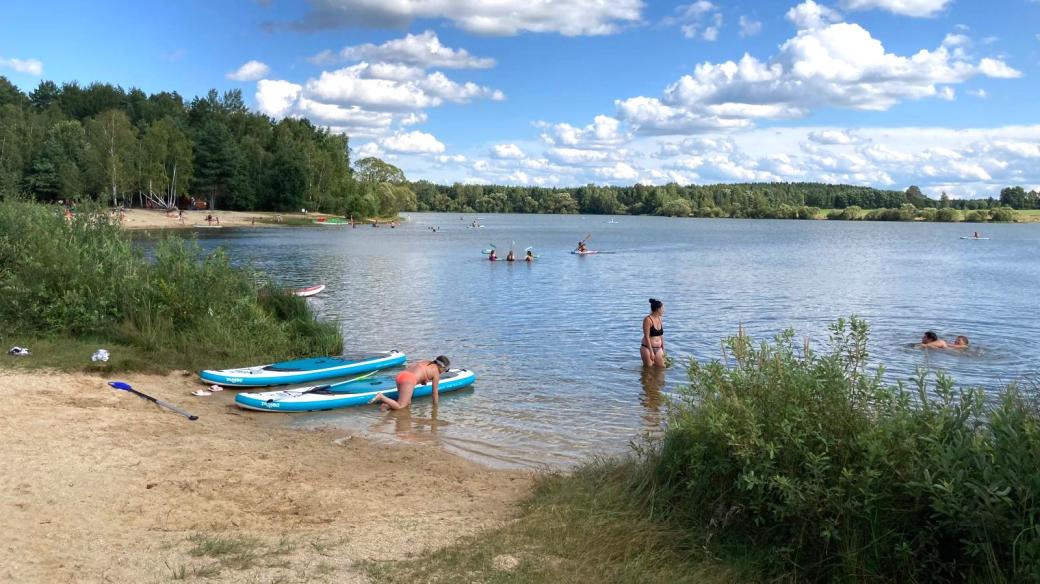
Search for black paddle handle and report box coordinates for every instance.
[127,387,199,420]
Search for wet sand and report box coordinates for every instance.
[0,370,530,583]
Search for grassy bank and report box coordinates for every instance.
[373,318,1040,583]
[0,201,341,372]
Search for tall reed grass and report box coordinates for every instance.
[0,201,341,370]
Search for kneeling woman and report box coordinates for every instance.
[641,298,666,367]
[372,356,450,410]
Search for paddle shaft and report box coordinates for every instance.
[125,386,199,420]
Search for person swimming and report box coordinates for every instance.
[506,249,516,262]
[488,249,497,261]
[951,335,970,349]
[920,331,948,349]
[525,250,535,262]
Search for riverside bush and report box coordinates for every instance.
[656,317,1040,582]
[0,201,341,368]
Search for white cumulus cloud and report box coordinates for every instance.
[786,1,843,29]
[380,130,445,154]
[840,0,951,18]
[280,0,644,36]
[739,15,763,37]
[667,1,724,41]
[227,60,271,81]
[0,56,43,76]
[491,144,525,159]
[614,21,1021,135]
[255,79,302,118]
[328,31,494,69]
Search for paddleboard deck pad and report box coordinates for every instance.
[235,368,476,411]
[200,351,406,387]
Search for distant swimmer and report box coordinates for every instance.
[525,250,535,262]
[641,298,666,367]
[371,356,449,410]
[506,249,516,262]
[919,331,948,349]
[488,249,498,261]
[951,335,970,349]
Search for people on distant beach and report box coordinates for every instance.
[641,298,666,368]
[371,356,449,410]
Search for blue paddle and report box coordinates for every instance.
[108,381,199,420]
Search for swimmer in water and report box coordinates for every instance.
[951,335,970,349]
[488,249,497,261]
[919,331,948,349]
[525,250,535,262]
[506,249,516,262]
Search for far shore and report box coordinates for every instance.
[118,209,400,230]
[0,369,530,583]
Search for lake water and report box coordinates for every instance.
[166,213,1040,468]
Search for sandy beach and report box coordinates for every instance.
[118,209,331,230]
[0,370,530,583]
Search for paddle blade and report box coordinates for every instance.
[108,381,132,391]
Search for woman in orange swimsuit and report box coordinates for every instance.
[372,356,450,410]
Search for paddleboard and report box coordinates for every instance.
[571,250,599,255]
[960,237,991,240]
[235,368,476,412]
[293,284,325,297]
[200,350,406,387]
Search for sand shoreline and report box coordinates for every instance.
[0,369,531,583]
[118,208,339,230]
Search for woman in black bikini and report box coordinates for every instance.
[641,298,666,367]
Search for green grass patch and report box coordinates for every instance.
[364,458,753,584]
[0,201,342,372]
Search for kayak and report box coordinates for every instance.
[235,368,476,412]
[200,350,406,387]
[960,237,991,240]
[571,250,599,255]
[293,284,325,297]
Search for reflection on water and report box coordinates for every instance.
[639,366,666,436]
[145,213,1040,469]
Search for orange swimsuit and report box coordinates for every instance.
[396,370,418,385]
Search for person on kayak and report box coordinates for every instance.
[641,298,666,367]
[488,249,498,261]
[371,356,449,410]
[919,331,948,349]
[506,249,516,262]
[525,250,535,262]
[577,240,588,253]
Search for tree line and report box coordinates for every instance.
[410,182,1036,218]
[0,76,409,217]
[2,75,1036,219]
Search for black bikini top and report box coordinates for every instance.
[648,317,663,337]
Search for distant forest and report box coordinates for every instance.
[1,76,1037,221]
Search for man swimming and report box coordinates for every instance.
[919,331,948,349]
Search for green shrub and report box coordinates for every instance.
[990,207,1016,222]
[0,201,341,370]
[656,318,1040,582]
[936,207,962,222]
[965,210,991,222]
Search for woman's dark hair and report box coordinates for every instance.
[434,355,450,370]
[649,298,663,312]
[923,331,938,342]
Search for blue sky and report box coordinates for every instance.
[2,0,1039,196]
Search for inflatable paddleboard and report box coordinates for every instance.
[571,250,599,255]
[960,236,991,240]
[235,368,476,412]
[293,284,325,297]
[200,350,406,387]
